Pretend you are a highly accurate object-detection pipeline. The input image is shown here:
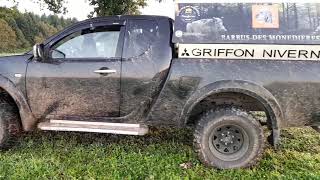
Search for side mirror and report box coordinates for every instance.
[32,44,44,60]
[51,49,66,59]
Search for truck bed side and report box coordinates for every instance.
[147,58,320,128]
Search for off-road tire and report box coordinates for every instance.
[0,96,21,150]
[194,107,265,169]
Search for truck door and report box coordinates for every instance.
[120,19,172,117]
[26,24,124,119]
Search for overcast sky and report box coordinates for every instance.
[0,0,175,20]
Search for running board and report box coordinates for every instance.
[38,120,149,135]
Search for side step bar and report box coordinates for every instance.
[38,120,149,135]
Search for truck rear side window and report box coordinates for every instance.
[124,20,159,58]
[51,26,121,59]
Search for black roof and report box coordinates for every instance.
[81,15,172,23]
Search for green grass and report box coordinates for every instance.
[0,127,319,179]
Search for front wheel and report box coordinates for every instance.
[194,107,265,169]
[0,97,21,150]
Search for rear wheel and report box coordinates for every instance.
[0,97,21,150]
[194,107,265,169]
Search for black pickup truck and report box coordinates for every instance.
[0,12,320,169]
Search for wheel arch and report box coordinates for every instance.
[0,75,36,131]
[181,80,283,147]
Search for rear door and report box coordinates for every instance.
[26,23,125,119]
[120,19,173,116]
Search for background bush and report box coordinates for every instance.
[0,7,77,53]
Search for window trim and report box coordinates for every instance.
[123,19,160,60]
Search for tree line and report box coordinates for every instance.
[9,0,148,16]
[0,7,77,53]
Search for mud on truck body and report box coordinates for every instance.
[0,0,320,169]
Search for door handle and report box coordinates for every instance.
[94,69,117,74]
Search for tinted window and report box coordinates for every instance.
[51,26,121,59]
[125,20,159,58]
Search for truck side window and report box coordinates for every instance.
[125,20,159,58]
[51,26,121,59]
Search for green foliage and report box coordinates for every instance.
[0,19,17,52]
[36,22,59,43]
[40,0,68,14]
[15,13,39,45]
[0,127,318,179]
[9,0,68,14]
[2,16,30,48]
[0,6,77,53]
[88,0,147,17]
[9,0,148,17]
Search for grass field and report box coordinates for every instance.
[0,127,318,179]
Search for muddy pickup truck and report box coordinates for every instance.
[1,2,320,169]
